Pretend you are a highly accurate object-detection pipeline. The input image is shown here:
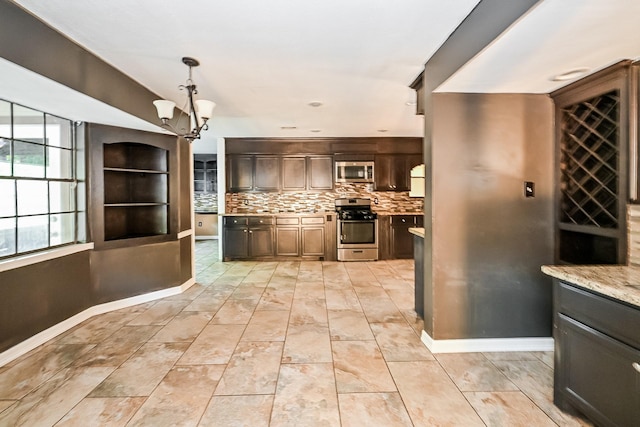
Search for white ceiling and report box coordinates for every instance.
[5,0,640,148]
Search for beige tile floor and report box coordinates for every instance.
[0,240,593,426]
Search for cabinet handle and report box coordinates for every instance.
[401,218,406,223]
[243,229,247,233]
[249,230,253,234]
[633,362,640,373]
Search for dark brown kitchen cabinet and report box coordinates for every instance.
[553,280,640,426]
[275,216,326,258]
[375,154,422,191]
[301,217,325,256]
[307,156,334,190]
[281,157,307,190]
[379,214,423,259]
[254,156,280,191]
[276,217,300,256]
[222,216,274,260]
[227,155,253,192]
[194,154,217,193]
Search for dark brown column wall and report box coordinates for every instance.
[431,93,554,339]
[419,0,541,338]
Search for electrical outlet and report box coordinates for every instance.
[525,181,535,198]
[243,199,249,205]
[374,197,379,204]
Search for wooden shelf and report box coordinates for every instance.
[103,142,170,242]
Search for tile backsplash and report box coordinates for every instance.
[628,204,640,266]
[225,183,423,213]
[194,192,218,212]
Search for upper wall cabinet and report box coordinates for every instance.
[409,71,425,116]
[226,154,333,192]
[194,154,217,193]
[551,60,639,265]
[375,154,423,191]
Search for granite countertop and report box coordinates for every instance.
[408,227,425,238]
[224,211,335,216]
[375,211,424,215]
[195,211,218,214]
[541,265,640,308]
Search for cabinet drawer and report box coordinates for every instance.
[277,217,299,225]
[558,314,640,427]
[391,215,413,225]
[249,216,273,226]
[301,217,325,225]
[557,281,640,348]
[224,216,248,226]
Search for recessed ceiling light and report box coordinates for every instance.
[280,126,297,130]
[405,101,417,106]
[308,101,323,107]
[551,68,590,82]
[377,129,388,133]
[310,129,321,133]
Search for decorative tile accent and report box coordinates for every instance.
[225,183,423,213]
[628,204,640,266]
[194,193,218,212]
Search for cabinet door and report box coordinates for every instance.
[254,156,280,191]
[227,155,253,192]
[557,314,640,427]
[249,227,274,257]
[224,227,249,258]
[276,227,300,256]
[390,221,414,259]
[301,226,325,256]
[307,156,333,190]
[282,157,306,191]
[374,155,394,191]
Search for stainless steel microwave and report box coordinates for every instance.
[335,161,375,183]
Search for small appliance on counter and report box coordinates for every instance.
[409,164,425,197]
[335,198,378,261]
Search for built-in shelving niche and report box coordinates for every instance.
[103,142,170,241]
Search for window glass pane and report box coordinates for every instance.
[0,139,10,176]
[50,213,74,246]
[0,100,10,138]
[0,179,15,216]
[49,181,74,213]
[18,215,48,252]
[17,180,48,215]
[13,104,44,142]
[0,217,16,257]
[77,181,86,212]
[45,115,72,148]
[13,140,45,177]
[77,211,86,242]
[46,146,73,179]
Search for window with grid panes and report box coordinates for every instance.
[0,99,86,259]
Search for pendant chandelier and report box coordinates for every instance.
[153,57,215,141]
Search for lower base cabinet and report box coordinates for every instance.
[223,216,274,260]
[554,280,640,427]
[225,215,331,260]
[380,214,424,259]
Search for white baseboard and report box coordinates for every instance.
[421,330,554,354]
[0,277,194,367]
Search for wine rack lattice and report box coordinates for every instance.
[559,90,619,228]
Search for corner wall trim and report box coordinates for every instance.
[0,277,195,367]
[420,330,554,354]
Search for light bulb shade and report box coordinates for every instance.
[153,100,176,120]
[195,99,216,120]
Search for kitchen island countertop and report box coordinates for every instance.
[541,264,640,308]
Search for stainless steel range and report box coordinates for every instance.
[335,198,378,261]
